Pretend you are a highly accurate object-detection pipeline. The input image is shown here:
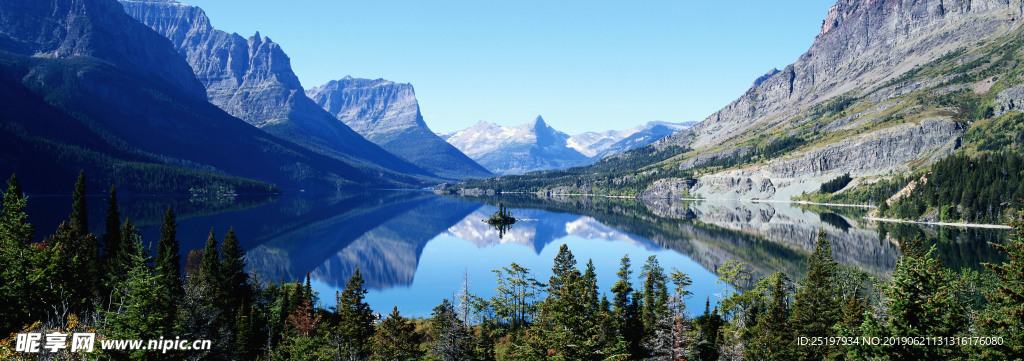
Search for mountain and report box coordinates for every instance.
[0,0,422,193]
[440,116,591,175]
[567,121,695,159]
[306,77,492,180]
[450,0,1024,203]
[118,0,441,182]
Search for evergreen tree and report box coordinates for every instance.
[429,299,474,361]
[692,299,724,361]
[101,185,121,262]
[0,173,34,334]
[790,230,841,361]
[745,274,794,361]
[199,229,220,290]
[610,254,643,358]
[975,210,1024,360]
[155,207,184,306]
[512,244,615,360]
[69,170,88,237]
[640,255,670,341]
[336,268,375,359]
[491,262,544,329]
[219,228,251,317]
[104,233,166,361]
[372,306,424,361]
[862,240,967,359]
[48,220,102,312]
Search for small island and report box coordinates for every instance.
[486,203,517,225]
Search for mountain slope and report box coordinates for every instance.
[448,0,1024,201]
[0,0,420,193]
[118,0,440,182]
[306,77,492,180]
[440,116,591,175]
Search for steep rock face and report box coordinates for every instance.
[119,0,437,181]
[307,77,492,180]
[659,0,1021,149]
[767,117,963,177]
[0,0,205,99]
[441,116,591,174]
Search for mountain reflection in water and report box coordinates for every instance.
[26,191,1010,317]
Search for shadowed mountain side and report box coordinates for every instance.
[245,193,482,289]
[119,0,441,184]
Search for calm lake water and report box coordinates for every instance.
[24,191,1011,317]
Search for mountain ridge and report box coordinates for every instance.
[306,76,492,180]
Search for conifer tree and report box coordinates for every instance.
[199,229,220,290]
[219,227,251,316]
[336,268,375,359]
[372,306,424,361]
[975,210,1024,360]
[101,185,121,262]
[104,231,166,360]
[611,254,643,358]
[69,170,88,236]
[156,207,183,301]
[861,238,967,360]
[640,255,670,340]
[790,230,841,361]
[0,173,33,334]
[429,299,474,361]
[745,274,794,361]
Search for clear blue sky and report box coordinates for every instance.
[181,0,835,134]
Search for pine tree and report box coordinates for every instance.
[199,229,220,290]
[336,268,375,359]
[512,244,611,360]
[790,230,841,361]
[69,170,88,237]
[745,274,794,361]
[372,306,424,361]
[611,254,643,358]
[429,299,474,361]
[862,240,967,359]
[640,255,670,341]
[975,210,1024,360]
[219,227,251,317]
[155,207,184,304]
[0,173,34,334]
[104,233,166,360]
[101,185,121,262]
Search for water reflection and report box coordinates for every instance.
[24,190,1011,317]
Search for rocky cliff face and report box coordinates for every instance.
[441,116,591,174]
[641,0,1024,200]
[0,0,205,99]
[119,0,437,181]
[307,77,492,180]
[661,0,1021,150]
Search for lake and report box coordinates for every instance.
[24,190,1011,318]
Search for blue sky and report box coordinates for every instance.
[182,0,835,134]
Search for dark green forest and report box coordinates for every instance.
[2,173,1024,361]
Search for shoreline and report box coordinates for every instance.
[864,216,1012,229]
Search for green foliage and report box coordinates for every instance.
[819,173,852,194]
[490,263,544,329]
[790,230,842,361]
[888,152,1024,223]
[336,268,376,359]
[372,306,424,360]
[155,207,183,311]
[974,211,1024,360]
[428,299,474,361]
[70,170,88,237]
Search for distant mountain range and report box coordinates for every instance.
[440,116,693,174]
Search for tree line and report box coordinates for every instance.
[2,172,1024,360]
